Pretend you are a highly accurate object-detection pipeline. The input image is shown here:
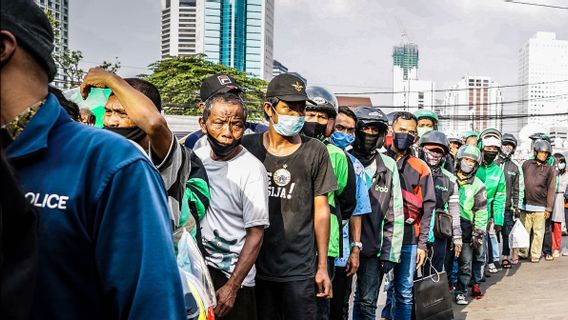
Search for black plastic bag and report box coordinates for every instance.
[414,269,454,320]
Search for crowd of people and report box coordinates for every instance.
[2,1,568,320]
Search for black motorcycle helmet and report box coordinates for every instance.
[305,86,338,118]
[502,133,518,148]
[529,132,551,142]
[352,107,388,155]
[354,107,388,132]
[533,139,552,154]
[419,130,450,154]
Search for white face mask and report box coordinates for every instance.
[559,162,566,171]
[460,161,476,174]
[501,145,514,157]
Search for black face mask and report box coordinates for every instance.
[351,131,383,167]
[301,122,327,141]
[393,132,415,152]
[104,126,146,142]
[354,131,380,154]
[207,132,241,158]
[483,150,498,164]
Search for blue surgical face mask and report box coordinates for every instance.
[330,131,355,150]
[271,106,305,137]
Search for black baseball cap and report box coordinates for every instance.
[1,0,57,81]
[200,74,243,102]
[266,73,315,104]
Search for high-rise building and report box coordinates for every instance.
[442,76,503,134]
[392,42,435,111]
[36,0,69,86]
[272,59,288,77]
[161,0,199,57]
[518,32,568,131]
[161,0,274,80]
[549,126,567,148]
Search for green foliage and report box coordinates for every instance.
[97,58,121,74]
[142,54,267,116]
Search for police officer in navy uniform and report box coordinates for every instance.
[0,1,185,318]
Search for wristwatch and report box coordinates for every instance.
[351,242,363,251]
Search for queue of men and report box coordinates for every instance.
[2,2,568,320]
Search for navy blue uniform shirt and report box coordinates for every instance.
[5,94,185,320]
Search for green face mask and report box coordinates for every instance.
[417,126,433,138]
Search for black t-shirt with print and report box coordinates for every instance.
[242,133,338,282]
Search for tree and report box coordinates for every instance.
[143,54,268,117]
[45,11,120,88]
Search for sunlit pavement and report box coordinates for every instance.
[453,236,568,320]
[347,236,568,319]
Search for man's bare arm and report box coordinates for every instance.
[314,195,332,298]
[214,226,264,317]
[81,68,172,162]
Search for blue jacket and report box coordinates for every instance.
[5,94,185,320]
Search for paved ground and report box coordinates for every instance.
[453,239,568,320]
[349,236,568,319]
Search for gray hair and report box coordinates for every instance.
[203,92,247,122]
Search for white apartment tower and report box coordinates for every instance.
[518,32,568,131]
[160,0,274,80]
[161,0,200,57]
[36,0,69,86]
[443,76,503,134]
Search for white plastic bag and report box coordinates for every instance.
[177,229,216,319]
[509,219,530,249]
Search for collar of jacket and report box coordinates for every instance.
[430,166,443,176]
[6,93,68,160]
[387,148,412,172]
[457,174,476,186]
[480,161,497,169]
[387,146,412,160]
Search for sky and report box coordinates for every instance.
[69,0,568,132]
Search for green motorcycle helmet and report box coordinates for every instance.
[462,130,479,145]
[414,109,439,136]
[456,144,482,165]
[414,109,438,124]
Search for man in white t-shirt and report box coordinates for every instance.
[195,91,269,320]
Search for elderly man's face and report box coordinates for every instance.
[201,100,245,145]
[103,95,137,128]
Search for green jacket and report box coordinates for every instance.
[457,176,489,240]
[495,156,525,211]
[476,162,506,226]
[326,143,350,257]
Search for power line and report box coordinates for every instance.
[373,93,568,109]
[505,0,568,10]
[334,79,568,95]
[439,111,568,121]
[81,60,151,70]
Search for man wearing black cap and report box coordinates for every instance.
[0,1,185,319]
[241,73,337,320]
[183,73,267,150]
